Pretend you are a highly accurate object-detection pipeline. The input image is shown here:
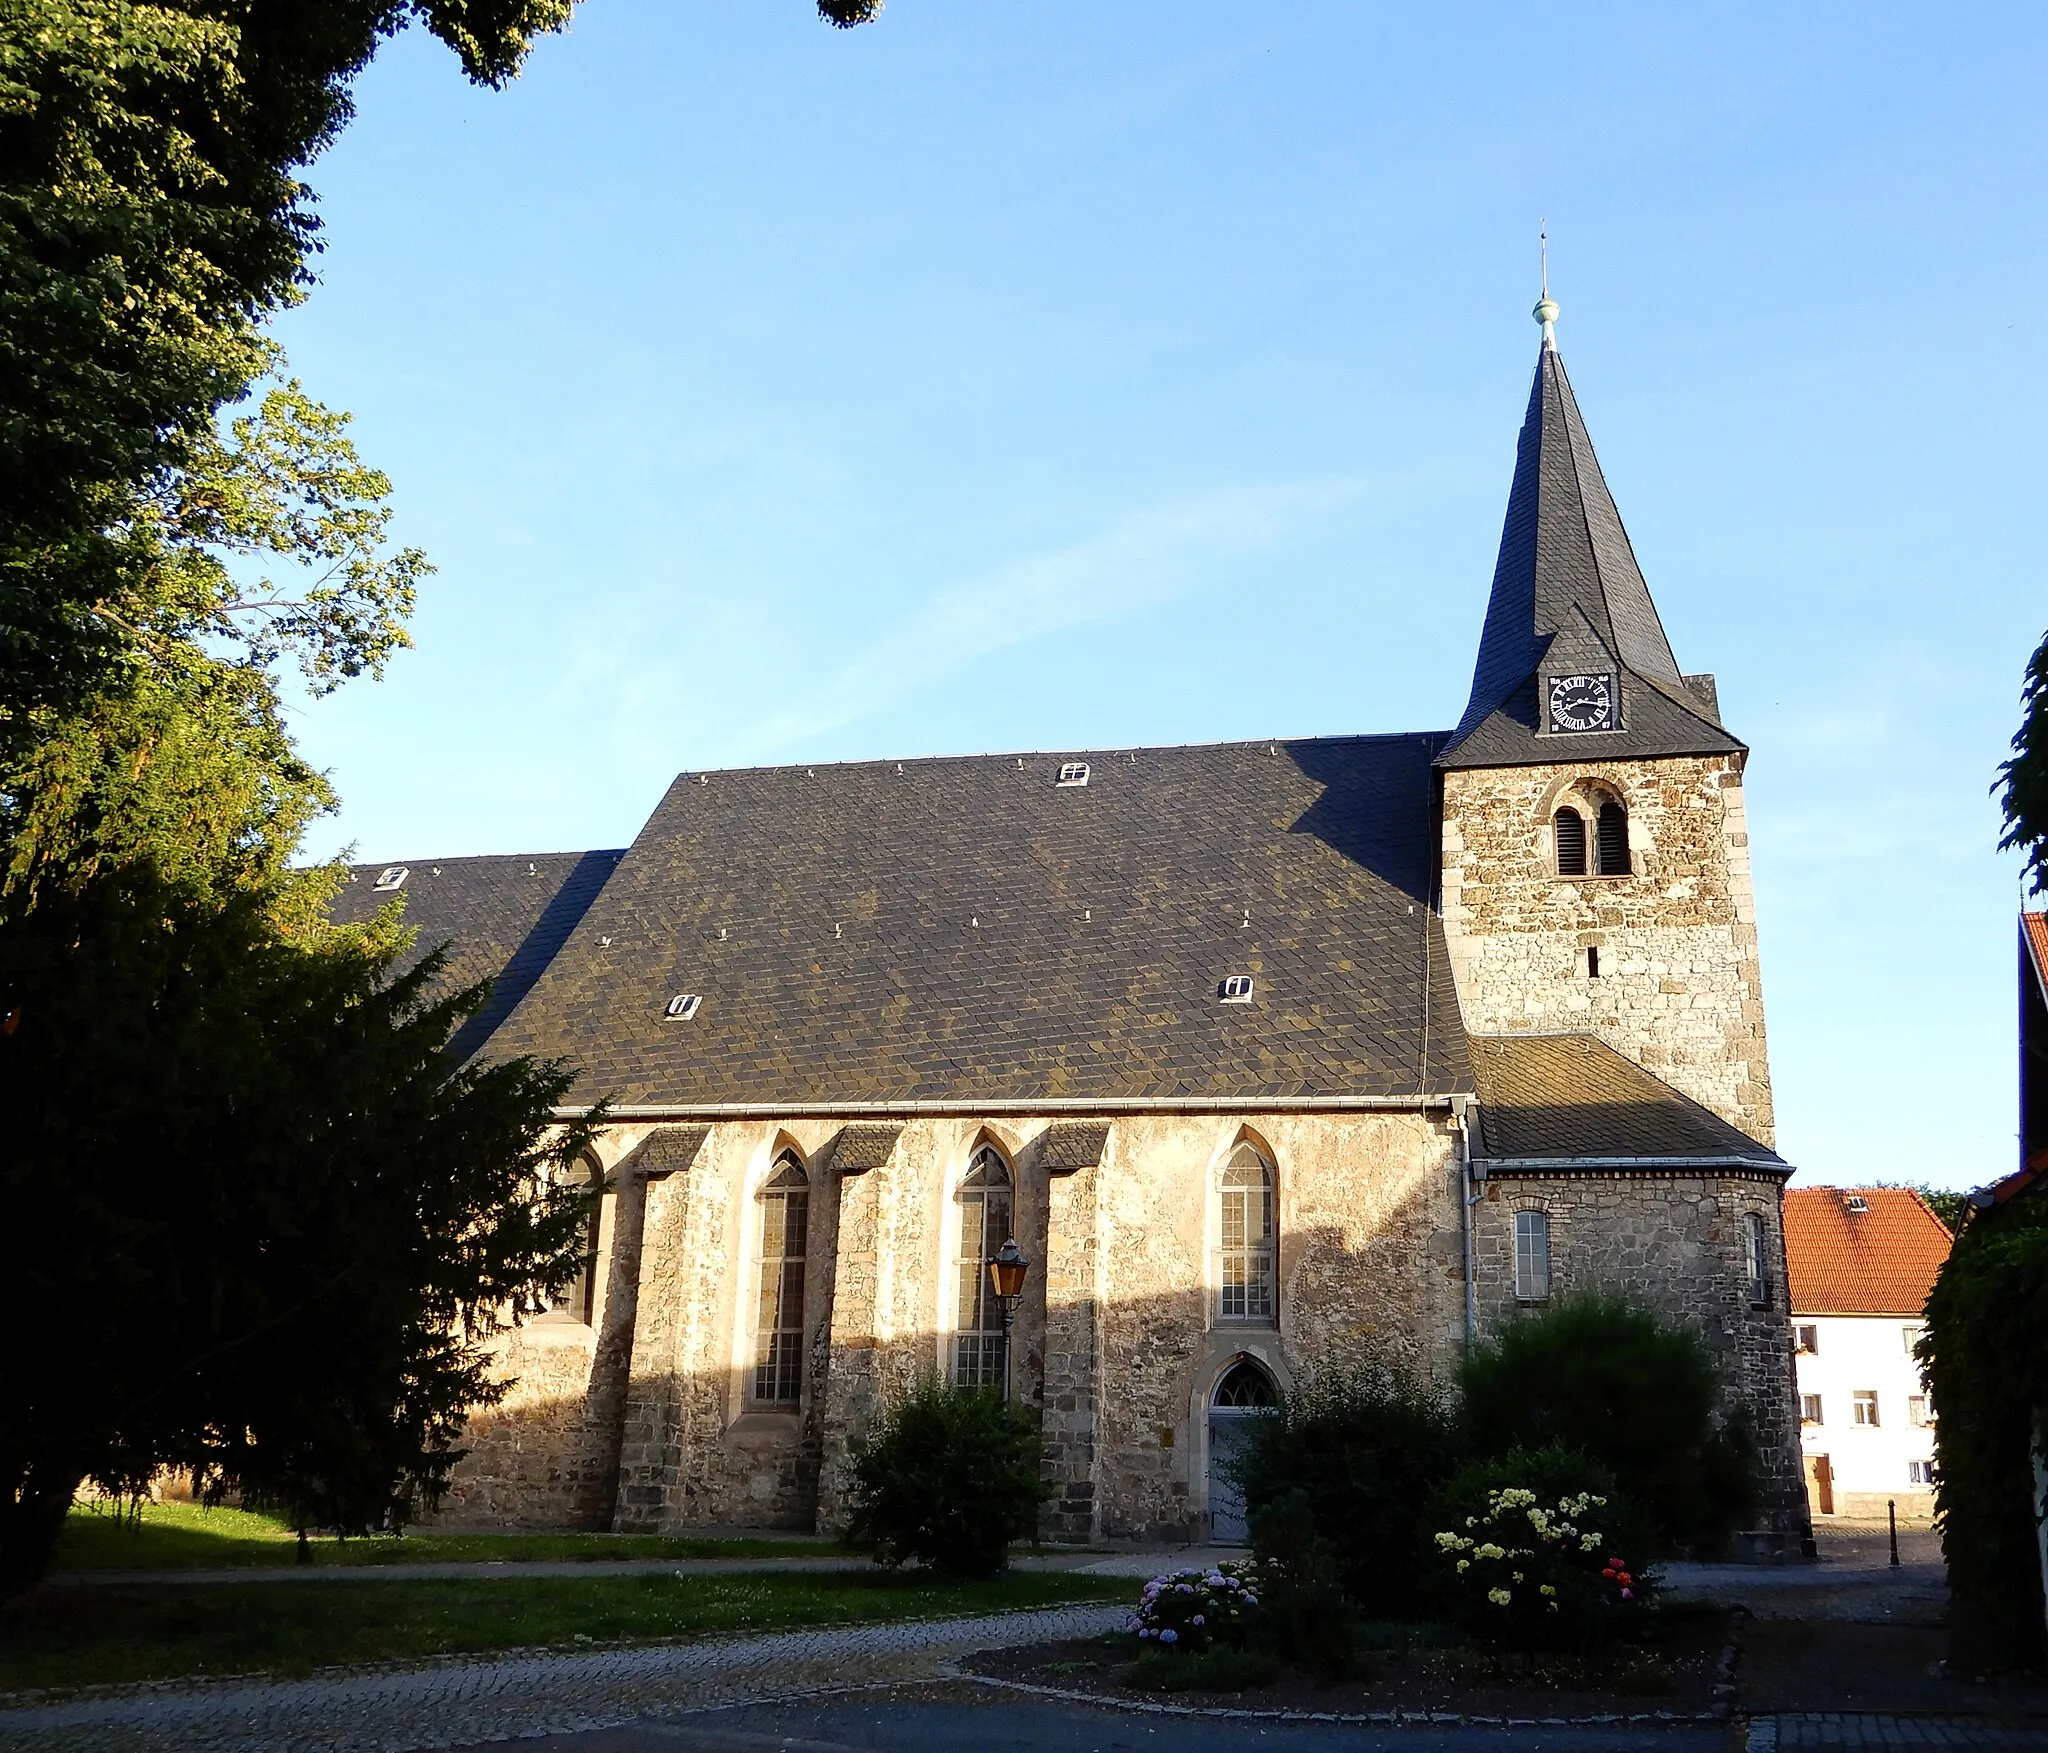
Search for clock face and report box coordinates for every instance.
[1547,672,1616,733]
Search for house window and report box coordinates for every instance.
[1908,1460,1935,1487]
[540,1153,602,1325]
[1902,1325,1920,1354]
[1794,1324,1819,1354]
[1595,801,1632,875]
[1217,1141,1277,1325]
[1800,1394,1823,1425]
[1908,1396,1934,1428]
[751,1153,809,1405]
[1514,1210,1551,1302]
[953,1144,1014,1388]
[1554,807,1588,876]
[1743,1212,1770,1306]
[1853,1390,1879,1427]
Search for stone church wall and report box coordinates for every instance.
[1471,1167,1809,1534]
[1440,754,1775,1146]
[428,1109,1804,1546]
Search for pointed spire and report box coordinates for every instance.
[1439,309,1742,769]
[1534,222,1559,350]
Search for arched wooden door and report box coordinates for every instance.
[1206,1358,1278,1544]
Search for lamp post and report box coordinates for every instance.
[986,1238,1031,1403]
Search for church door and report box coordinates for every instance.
[1206,1359,1278,1545]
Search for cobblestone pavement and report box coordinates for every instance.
[0,1603,1128,1753]
[1748,1716,2048,1748]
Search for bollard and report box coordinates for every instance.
[1888,1498,1900,1567]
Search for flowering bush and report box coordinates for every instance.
[1125,1561,1266,1654]
[1433,1481,1651,1649]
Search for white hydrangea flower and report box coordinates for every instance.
[1488,1587,1512,1606]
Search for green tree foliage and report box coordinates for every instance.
[1920,1188,2048,1673]
[842,1377,1054,1578]
[2000,630,2048,894]
[1458,1296,1756,1557]
[1233,1365,1462,1619]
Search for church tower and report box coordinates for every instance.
[1438,294,1775,1146]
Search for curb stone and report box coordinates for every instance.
[946,1665,1729,1729]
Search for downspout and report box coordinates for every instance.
[1451,1095,1482,1348]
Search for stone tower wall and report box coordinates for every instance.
[1440,753,1775,1146]
[1471,1166,1810,1537]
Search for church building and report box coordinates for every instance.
[332,298,1808,1545]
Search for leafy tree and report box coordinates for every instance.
[842,1377,1053,1578]
[1233,1364,1462,1619]
[1920,1186,2048,1674]
[1458,1296,1756,1557]
[1999,630,2048,894]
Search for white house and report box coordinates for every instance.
[1784,1187,1951,1519]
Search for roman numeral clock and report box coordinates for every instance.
[1546,672,1616,733]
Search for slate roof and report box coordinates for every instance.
[326,850,624,1061]
[1440,341,1743,770]
[1468,1033,1785,1166]
[483,735,1474,1108]
[1783,1187,1952,1316]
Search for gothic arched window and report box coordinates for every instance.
[751,1152,809,1405]
[1217,1140,1277,1326]
[1595,801,1632,875]
[953,1144,1014,1388]
[1554,807,1588,876]
[1212,1357,1279,1408]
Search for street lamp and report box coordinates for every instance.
[986,1238,1031,1402]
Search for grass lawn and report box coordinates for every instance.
[51,1499,842,1572]
[0,1568,1135,1694]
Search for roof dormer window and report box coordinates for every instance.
[373,865,408,891]
[1056,762,1091,787]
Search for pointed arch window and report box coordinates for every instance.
[953,1145,1014,1388]
[751,1152,809,1405]
[1212,1357,1279,1408]
[1595,801,1632,875]
[1217,1141,1277,1326]
[1554,807,1588,877]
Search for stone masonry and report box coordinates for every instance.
[1440,754,1775,1146]
[1472,1167,1808,1531]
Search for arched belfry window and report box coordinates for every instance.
[751,1152,809,1405]
[953,1144,1014,1389]
[1595,801,1632,875]
[1554,807,1588,877]
[1217,1140,1277,1326]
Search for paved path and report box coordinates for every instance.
[1748,1716,2048,1748]
[0,1603,1128,1752]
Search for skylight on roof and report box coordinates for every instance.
[373,866,408,891]
[1218,975,1255,1004]
[1843,1193,1868,1214]
[665,994,704,1022]
[1056,762,1091,787]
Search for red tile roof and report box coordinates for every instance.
[1784,1186,1953,1317]
[2026,912,2048,998]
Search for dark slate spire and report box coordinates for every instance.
[1439,301,1742,770]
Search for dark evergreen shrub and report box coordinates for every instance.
[1457,1295,1755,1555]
[1233,1365,1460,1619]
[841,1376,1053,1578]
[1921,1185,2048,1673]
[1247,1487,1357,1681]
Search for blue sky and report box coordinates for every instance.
[275,0,2045,1192]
